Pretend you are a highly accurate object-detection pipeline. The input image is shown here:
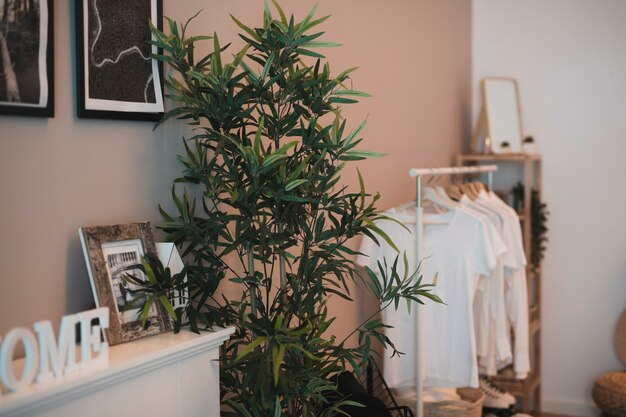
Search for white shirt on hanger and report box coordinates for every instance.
[460,196,513,375]
[460,195,513,375]
[483,191,530,378]
[357,205,498,388]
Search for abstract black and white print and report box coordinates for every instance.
[0,0,50,110]
[82,0,163,114]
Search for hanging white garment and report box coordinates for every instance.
[459,195,512,375]
[357,206,498,388]
[481,191,530,378]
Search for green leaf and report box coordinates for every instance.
[239,60,259,83]
[336,66,359,81]
[286,156,311,182]
[263,1,273,23]
[273,397,281,417]
[254,116,265,158]
[231,44,251,67]
[236,337,266,360]
[301,41,341,48]
[294,48,325,59]
[281,195,310,203]
[366,220,400,253]
[230,15,260,41]
[272,343,285,385]
[285,179,307,191]
[139,297,156,326]
[329,96,358,104]
[344,150,386,159]
[141,257,158,285]
[261,153,288,168]
[334,90,371,97]
[261,53,275,80]
[298,4,319,32]
[357,168,365,208]
[183,35,212,46]
[270,0,287,24]
[212,33,222,74]
[158,294,177,321]
[122,273,147,287]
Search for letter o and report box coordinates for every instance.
[0,328,40,392]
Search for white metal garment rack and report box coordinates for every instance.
[407,164,498,417]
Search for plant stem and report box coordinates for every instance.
[278,224,287,290]
[247,245,257,319]
[329,300,394,358]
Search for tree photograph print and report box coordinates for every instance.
[0,0,53,117]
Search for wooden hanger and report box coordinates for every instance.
[445,184,464,201]
[424,187,457,211]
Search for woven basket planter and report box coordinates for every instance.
[424,388,484,417]
[593,371,626,417]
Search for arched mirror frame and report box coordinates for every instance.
[472,77,524,154]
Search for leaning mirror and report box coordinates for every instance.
[477,77,523,154]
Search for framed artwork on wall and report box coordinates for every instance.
[79,222,173,345]
[0,0,54,117]
[75,0,164,121]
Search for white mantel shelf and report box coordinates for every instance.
[0,327,235,417]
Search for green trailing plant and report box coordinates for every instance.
[122,254,188,327]
[512,182,549,272]
[149,3,441,416]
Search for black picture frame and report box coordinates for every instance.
[76,0,164,121]
[0,0,54,117]
[79,222,173,346]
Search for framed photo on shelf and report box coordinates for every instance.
[79,222,172,345]
[75,0,164,121]
[0,0,54,117]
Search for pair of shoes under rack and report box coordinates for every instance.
[479,375,516,409]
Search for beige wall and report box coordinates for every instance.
[0,1,471,344]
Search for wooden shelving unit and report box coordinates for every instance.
[457,153,543,413]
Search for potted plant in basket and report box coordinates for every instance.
[149,2,441,416]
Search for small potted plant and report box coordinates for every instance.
[522,136,537,154]
[500,141,512,153]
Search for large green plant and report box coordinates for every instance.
[150,3,440,416]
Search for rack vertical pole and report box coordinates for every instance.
[415,175,424,417]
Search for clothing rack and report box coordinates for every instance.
[407,164,499,417]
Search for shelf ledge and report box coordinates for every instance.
[0,327,235,417]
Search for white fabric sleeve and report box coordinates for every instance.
[473,219,497,276]
[501,220,518,270]
[484,216,507,259]
[490,193,527,267]
[506,268,530,376]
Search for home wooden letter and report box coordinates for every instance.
[33,313,80,382]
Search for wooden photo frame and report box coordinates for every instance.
[79,222,172,345]
[75,0,164,121]
[0,0,54,117]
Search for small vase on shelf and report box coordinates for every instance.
[522,136,538,155]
